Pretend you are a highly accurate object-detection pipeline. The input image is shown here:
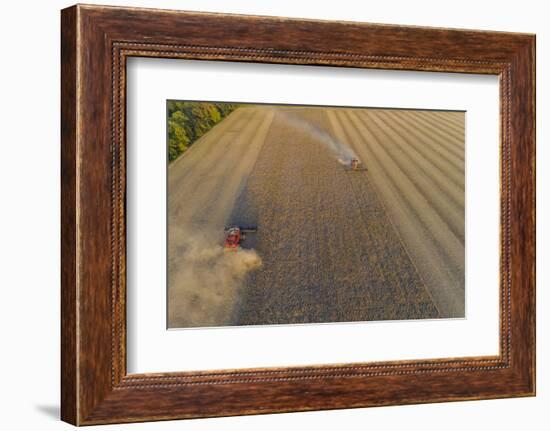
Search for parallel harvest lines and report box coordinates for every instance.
[381,110,465,177]
[398,111,465,161]
[428,110,466,127]
[362,111,464,229]
[328,108,465,317]
[424,111,466,138]
[169,108,271,228]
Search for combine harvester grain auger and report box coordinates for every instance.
[223,225,258,251]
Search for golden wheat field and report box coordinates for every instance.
[167,105,465,328]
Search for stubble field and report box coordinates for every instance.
[167,105,464,328]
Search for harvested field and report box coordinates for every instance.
[167,105,465,328]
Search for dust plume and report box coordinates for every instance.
[280,111,357,164]
[168,228,262,328]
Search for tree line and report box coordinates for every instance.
[167,101,241,162]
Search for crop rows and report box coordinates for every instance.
[228,108,440,325]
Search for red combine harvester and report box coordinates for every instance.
[224,225,258,251]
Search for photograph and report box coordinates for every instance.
[167,101,465,329]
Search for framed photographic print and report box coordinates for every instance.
[61,4,535,425]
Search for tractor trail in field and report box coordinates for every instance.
[167,108,274,328]
[228,108,439,325]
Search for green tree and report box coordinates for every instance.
[167,101,242,162]
[168,111,190,162]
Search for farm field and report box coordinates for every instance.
[167,104,464,328]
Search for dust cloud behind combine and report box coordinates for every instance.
[279,110,357,165]
[168,228,261,327]
[167,107,274,328]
